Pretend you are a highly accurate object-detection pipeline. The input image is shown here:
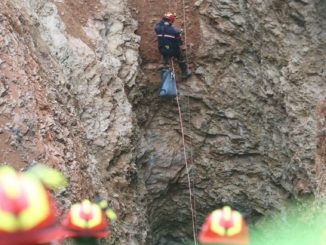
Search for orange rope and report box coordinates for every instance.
[181,0,188,62]
[180,0,198,238]
[171,60,197,244]
[187,95,198,234]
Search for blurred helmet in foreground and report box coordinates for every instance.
[61,199,113,239]
[0,165,62,245]
[199,206,249,245]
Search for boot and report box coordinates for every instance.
[182,69,192,79]
[179,62,192,79]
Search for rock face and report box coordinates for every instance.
[0,0,146,244]
[316,100,326,198]
[132,0,326,244]
[0,0,94,208]
[0,0,325,244]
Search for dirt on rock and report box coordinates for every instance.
[55,0,101,49]
[0,0,95,209]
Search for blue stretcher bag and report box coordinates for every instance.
[159,69,177,97]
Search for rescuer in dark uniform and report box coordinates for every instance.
[154,12,192,79]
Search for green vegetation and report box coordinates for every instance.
[250,200,326,245]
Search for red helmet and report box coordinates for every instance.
[0,166,62,245]
[61,199,110,238]
[163,12,176,23]
[198,206,249,245]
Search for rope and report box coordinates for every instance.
[180,0,198,237]
[167,0,171,12]
[187,95,198,234]
[181,0,188,62]
[171,60,197,245]
[164,0,197,240]
[175,0,179,16]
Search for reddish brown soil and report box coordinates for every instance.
[55,0,101,49]
[128,0,201,65]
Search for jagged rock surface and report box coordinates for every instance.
[0,0,94,209]
[0,0,147,244]
[317,99,326,198]
[0,0,325,244]
[133,0,326,244]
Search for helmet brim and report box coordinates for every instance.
[61,228,110,238]
[0,222,63,245]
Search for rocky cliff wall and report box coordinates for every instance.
[133,0,325,244]
[0,0,146,244]
[0,0,96,208]
[0,0,325,244]
[317,99,326,198]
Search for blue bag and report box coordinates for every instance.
[159,69,177,97]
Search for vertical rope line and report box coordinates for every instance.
[171,60,197,245]
[180,0,197,237]
[187,95,198,234]
[164,0,170,12]
[181,0,188,62]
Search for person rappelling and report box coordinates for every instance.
[155,12,192,79]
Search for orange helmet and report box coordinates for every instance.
[0,166,62,245]
[163,12,177,23]
[198,206,249,245]
[61,200,110,238]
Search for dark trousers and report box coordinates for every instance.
[159,47,188,73]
